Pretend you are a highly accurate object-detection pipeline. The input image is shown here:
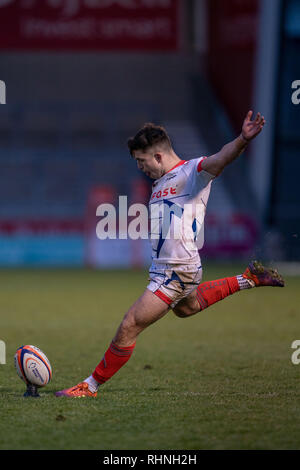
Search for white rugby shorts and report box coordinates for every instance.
[147,263,203,308]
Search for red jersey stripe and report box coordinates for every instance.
[197,157,207,173]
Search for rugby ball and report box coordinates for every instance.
[14,345,52,387]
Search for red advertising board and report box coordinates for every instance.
[0,0,179,51]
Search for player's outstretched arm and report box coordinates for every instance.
[201,110,266,177]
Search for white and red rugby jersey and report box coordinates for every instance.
[149,157,215,266]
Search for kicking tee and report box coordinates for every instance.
[149,158,215,266]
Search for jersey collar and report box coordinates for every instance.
[152,160,186,187]
[165,160,186,175]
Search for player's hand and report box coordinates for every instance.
[241,110,266,142]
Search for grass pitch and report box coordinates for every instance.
[0,264,299,450]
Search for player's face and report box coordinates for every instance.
[133,150,164,179]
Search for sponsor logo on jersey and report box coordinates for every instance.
[151,186,177,200]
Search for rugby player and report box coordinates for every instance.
[55,110,284,398]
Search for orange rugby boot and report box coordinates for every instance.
[242,260,284,288]
[55,382,97,398]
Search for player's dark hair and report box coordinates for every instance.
[127,123,172,156]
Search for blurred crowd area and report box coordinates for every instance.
[0,0,299,267]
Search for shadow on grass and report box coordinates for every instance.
[1,385,170,399]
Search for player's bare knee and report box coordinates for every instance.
[173,300,199,318]
[121,312,137,332]
[173,309,189,318]
[172,305,191,318]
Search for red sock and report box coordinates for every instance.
[92,341,136,385]
[196,277,240,310]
